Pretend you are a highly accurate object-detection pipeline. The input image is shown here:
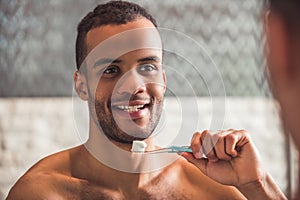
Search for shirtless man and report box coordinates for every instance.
[6,1,284,199]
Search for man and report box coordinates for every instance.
[6,1,283,199]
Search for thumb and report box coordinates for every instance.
[180,152,208,174]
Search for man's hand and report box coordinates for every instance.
[181,129,287,200]
[181,129,263,187]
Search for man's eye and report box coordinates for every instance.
[139,64,157,72]
[103,66,119,74]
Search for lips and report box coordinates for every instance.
[111,100,151,119]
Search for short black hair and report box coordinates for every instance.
[75,0,157,70]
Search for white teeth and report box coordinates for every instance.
[116,105,144,112]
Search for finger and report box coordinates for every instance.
[213,135,232,161]
[180,152,208,175]
[201,131,218,161]
[224,136,237,157]
[190,132,203,159]
[224,130,248,157]
[235,129,250,147]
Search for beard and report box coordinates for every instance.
[89,96,163,143]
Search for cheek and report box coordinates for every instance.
[150,85,165,99]
[92,81,113,103]
[151,73,166,96]
[94,86,111,102]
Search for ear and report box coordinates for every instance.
[74,71,89,101]
[162,70,167,93]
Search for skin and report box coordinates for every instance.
[181,130,287,199]
[265,7,300,197]
[265,9,300,151]
[6,18,246,200]
[82,18,165,144]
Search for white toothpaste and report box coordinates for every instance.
[131,140,147,153]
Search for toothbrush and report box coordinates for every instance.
[131,141,193,154]
[145,146,192,154]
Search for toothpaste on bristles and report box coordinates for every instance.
[131,140,147,153]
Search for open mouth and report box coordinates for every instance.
[115,104,150,113]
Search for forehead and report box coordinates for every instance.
[86,17,161,53]
[85,18,162,66]
[86,18,159,50]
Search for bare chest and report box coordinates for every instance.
[80,186,191,200]
[72,181,191,200]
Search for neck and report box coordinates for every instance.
[82,122,164,190]
[84,118,167,172]
[80,117,178,189]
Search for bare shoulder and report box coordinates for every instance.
[6,146,84,200]
[6,171,77,200]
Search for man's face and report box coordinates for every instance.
[84,18,165,143]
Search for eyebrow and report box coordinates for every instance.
[137,56,161,63]
[93,56,161,68]
[93,58,122,68]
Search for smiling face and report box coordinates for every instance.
[80,18,165,143]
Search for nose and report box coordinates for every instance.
[116,71,146,95]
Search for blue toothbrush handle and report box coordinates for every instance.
[169,146,192,153]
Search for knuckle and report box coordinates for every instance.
[238,129,251,138]
[239,129,247,134]
[236,129,250,139]
[225,133,236,141]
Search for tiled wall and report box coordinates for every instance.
[0,0,266,97]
